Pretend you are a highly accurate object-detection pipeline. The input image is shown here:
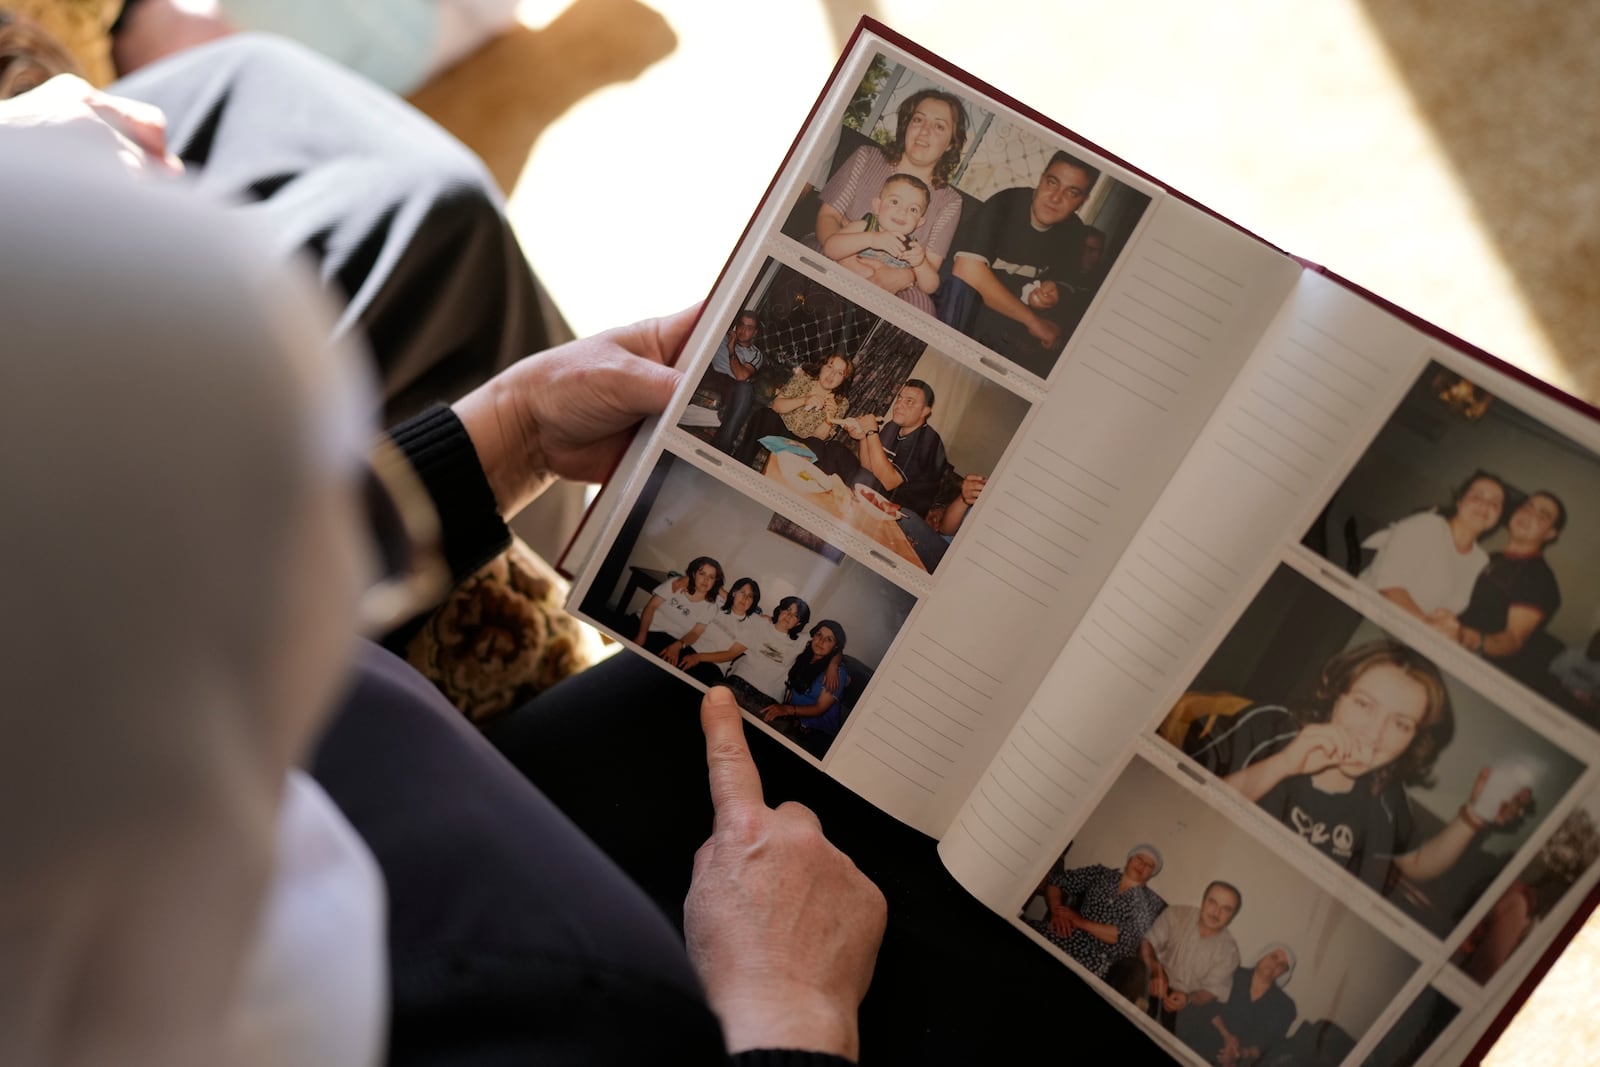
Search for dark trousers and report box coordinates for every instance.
[312,644,728,1065]
[483,654,1151,1064]
[112,34,567,424]
[708,373,759,453]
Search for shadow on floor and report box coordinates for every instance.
[1355,0,1600,402]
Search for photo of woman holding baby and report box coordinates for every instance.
[811,88,969,313]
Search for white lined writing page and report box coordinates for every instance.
[940,270,1442,908]
[826,197,1302,835]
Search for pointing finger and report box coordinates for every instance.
[701,686,763,826]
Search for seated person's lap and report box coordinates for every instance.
[484,653,1149,1064]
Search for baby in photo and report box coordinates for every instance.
[824,173,940,302]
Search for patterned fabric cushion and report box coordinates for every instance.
[0,1,120,89]
[404,535,601,723]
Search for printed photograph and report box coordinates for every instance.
[1304,360,1600,728]
[1154,564,1587,938]
[1357,986,1460,1067]
[778,53,1153,379]
[579,452,918,760]
[678,259,1031,573]
[1019,756,1418,1065]
[1451,790,1600,985]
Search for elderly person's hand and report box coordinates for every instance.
[453,307,697,517]
[686,687,885,1059]
[0,73,183,177]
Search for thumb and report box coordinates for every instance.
[602,357,682,422]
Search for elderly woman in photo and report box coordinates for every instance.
[813,87,970,313]
[1183,639,1530,895]
[635,555,724,664]
[1360,471,1505,627]
[1024,844,1166,982]
[1179,944,1298,1067]
[734,352,854,466]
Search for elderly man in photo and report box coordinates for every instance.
[1138,880,1243,1032]
[949,150,1099,376]
[710,310,766,452]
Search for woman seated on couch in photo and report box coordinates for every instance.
[762,620,851,757]
[733,352,854,466]
[635,554,724,663]
[681,576,764,686]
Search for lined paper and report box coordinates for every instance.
[1079,237,1243,412]
[828,197,1305,835]
[938,271,1438,908]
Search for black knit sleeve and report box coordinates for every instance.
[387,403,511,582]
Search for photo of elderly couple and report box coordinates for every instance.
[1155,564,1586,940]
[1304,360,1600,729]
[678,260,1031,574]
[579,452,918,761]
[1020,756,1427,1066]
[778,53,1153,379]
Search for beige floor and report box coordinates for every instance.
[414,1,1600,1061]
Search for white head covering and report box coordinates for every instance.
[1127,843,1164,877]
[1255,942,1298,988]
[0,149,384,1065]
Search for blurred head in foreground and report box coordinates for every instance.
[0,146,378,1065]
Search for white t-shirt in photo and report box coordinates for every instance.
[647,579,717,640]
[1360,511,1487,616]
[729,617,800,699]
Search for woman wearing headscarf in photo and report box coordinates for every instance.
[1,149,881,1066]
[1023,844,1166,982]
[1177,944,1298,1067]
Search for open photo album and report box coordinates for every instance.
[559,18,1600,1067]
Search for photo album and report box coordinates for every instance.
[559,18,1600,1067]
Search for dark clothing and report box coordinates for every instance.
[1187,705,1415,892]
[1459,552,1561,634]
[1178,968,1296,1065]
[307,410,845,1065]
[812,422,949,518]
[1459,551,1562,683]
[113,34,565,425]
[314,643,733,1066]
[486,654,1152,1064]
[954,185,1089,376]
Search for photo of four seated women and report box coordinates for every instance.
[580,452,918,760]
